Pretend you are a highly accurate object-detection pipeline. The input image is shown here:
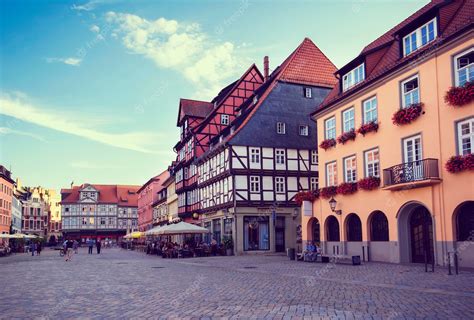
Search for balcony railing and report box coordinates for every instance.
[383,158,440,190]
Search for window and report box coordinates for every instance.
[277,122,286,134]
[454,48,474,87]
[250,148,260,164]
[363,96,378,124]
[344,156,357,183]
[326,162,337,187]
[401,75,419,108]
[311,150,318,165]
[403,18,437,56]
[244,216,269,251]
[250,176,260,193]
[276,149,285,165]
[457,118,474,155]
[310,177,318,191]
[342,108,355,132]
[275,177,285,193]
[304,87,312,98]
[299,125,309,136]
[370,211,389,241]
[365,148,380,177]
[221,114,229,125]
[325,117,336,140]
[342,63,365,91]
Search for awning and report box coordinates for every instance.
[155,222,209,236]
[124,231,144,239]
[144,226,164,236]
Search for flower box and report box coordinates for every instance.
[320,186,337,199]
[446,153,474,173]
[294,190,319,206]
[444,81,474,107]
[336,182,358,195]
[357,122,379,136]
[358,176,381,190]
[392,103,423,126]
[337,129,356,144]
[319,138,337,150]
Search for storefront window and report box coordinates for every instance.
[204,222,211,244]
[224,218,233,237]
[244,216,270,251]
[213,219,221,244]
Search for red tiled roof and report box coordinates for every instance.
[177,99,213,125]
[316,0,473,114]
[279,37,337,88]
[60,184,140,206]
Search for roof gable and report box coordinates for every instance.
[177,99,213,125]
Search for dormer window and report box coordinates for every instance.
[304,87,312,98]
[221,114,229,125]
[342,63,365,91]
[403,18,437,56]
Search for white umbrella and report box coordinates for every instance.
[24,234,38,239]
[156,222,209,235]
[0,234,14,239]
[145,225,164,236]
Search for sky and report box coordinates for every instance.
[0,0,429,191]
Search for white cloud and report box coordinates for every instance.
[46,57,82,66]
[71,0,100,11]
[0,127,46,142]
[90,24,100,33]
[0,92,169,154]
[106,12,243,100]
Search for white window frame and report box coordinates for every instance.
[403,18,437,56]
[250,148,260,164]
[275,177,285,194]
[344,156,357,183]
[364,148,380,178]
[310,177,318,191]
[276,149,285,165]
[250,176,260,193]
[325,117,336,140]
[342,63,365,91]
[326,162,337,187]
[221,114,229,125]
[299,125,309,136]
[304,87,312,98]
[401,75,420,108]
[363,96,378,124]
[342,107,355,133]
[454,47,474,87]
[457,118,474,155]
[277,122,286,135]
[311,150,318,165]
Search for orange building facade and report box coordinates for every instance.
[0,166,14,236]
[302,0,474,267]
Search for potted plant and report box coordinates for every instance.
[319,138,337,150]
[444,81,474,107]
[358,176,381,190]
[445,155,465,173]
[320,186,337,199]
[336,182,358,195]
[337,129,356,144]
[223,236,234,256]
[392,103,423,125]
[357,121,379,136]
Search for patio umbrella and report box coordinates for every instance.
[0,234,14,239]
[145,226,164,236]
[156,222,209,236]
[24,234,38,239]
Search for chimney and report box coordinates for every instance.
[263,56,269,81]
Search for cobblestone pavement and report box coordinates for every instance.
[1,248,473,320]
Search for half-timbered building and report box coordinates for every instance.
[196,38,337,254]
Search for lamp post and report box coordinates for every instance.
[329,197,342,215]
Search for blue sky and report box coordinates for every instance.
[0,0,428,190]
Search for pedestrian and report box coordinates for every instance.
[65,239,74,261]
[31,242,36,256]
[96,238,101,254]
[87,238,94,254]
[36,241,42,256]
[73,240,79,254]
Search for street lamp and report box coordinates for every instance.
[329,197,342,215]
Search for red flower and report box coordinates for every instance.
[337,129,356,144]
[319,138,336,150]
[444,81,474,107]
[445,155,465,173]
[336,182,358,195]
[464,153,474,170]
[357,122,379,136]
[392,103,423,126]
[294,190,319,206]
[358,176,381,190]
[320,186,337,199]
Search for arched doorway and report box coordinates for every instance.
[307,217,320,244]
[398,202,434,264]
[369,211,389,241]
[325,216,340,242]
[454,201,474,241]
[345,214,362,241]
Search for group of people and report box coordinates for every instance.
[62,238,103,261]
[302,241,321,262]
[143,238,223,258]
[29,241,42,256]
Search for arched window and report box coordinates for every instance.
[346,214,362,242]
[311,218,320,243]
[370,211,389,241]
[326,216,340,241]
[456,201,474,241]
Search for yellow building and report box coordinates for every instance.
[165,175,178,223]
[303,0,474,267]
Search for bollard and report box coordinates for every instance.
[424,250,428,273]
[454,252,459,275]
[448,252,452,275]
[367,246,370,262]
[362,246,365,262]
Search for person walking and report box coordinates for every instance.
[65,239,74,261]
[31,242,36,256]
[36,241,42,256]
[87,238,94,254]
[73,240,79,254]
[96,239,101,254]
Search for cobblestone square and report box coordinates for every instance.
[1,248,473,319]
